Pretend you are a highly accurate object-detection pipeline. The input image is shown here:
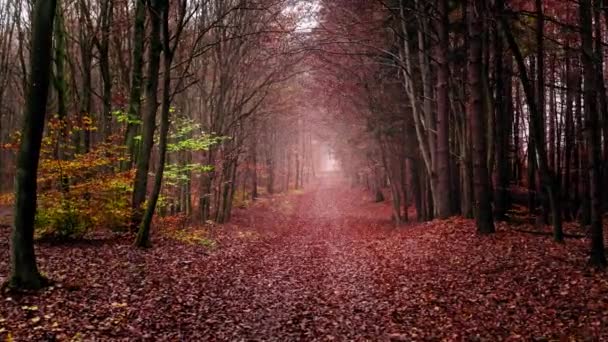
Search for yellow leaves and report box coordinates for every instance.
[0,193,14,206]
[167,228,216,248]
[81,115,93,126]
[70,332,84,342]
[33,134,134,234]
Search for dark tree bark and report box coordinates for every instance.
[513,83,522,183]
[593,0,608,209]
[563,49,575,220]
[53,0,68,161]
[500,1,563,242]
[136,0,172,248]
[493,0,512,220]
[131,0,163,229]
[123,0,146,170]
[9,0,57,290]
[78,0,93,154]
[467,0,495,234]
[580,0,606,267]
[98,0,113,139]
[435,0,452,219]
[575,73,590,225]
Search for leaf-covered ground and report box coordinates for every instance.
[2,180,608,340]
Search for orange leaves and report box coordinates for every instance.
[38,137,128,184]
[27,117,133,237]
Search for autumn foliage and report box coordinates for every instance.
[3,0,608,339]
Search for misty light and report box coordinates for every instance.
[283,0,321,33]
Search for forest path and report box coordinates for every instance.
[202,178,411,340]
[2,177,607,340]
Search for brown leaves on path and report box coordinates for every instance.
[1,184,608,340]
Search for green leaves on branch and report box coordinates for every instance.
[164,163,215,186]
[167,117,228,153]
[162,117,223,185]
[167,135,225,153]
[112,110,143,125]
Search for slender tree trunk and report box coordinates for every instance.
[131,0,162,229]
[435,0,451,219]
[136,0,170,247]
[78,0,92,154]
[513,83,522,184]
[401,153,409,221]
[548,56,557,171]
[251,120,258,200]
[123,0,146,170]
[9,0,57,290]
[500,0,563,241]
[536,0,552,225]
[53,0,68,161]
[576,73,590,224]
[99,0,113,140]
[200,151,214,222]
[493,3,512,220]
[593,0,608,209]
[467,0,495,234]
[563,50,575,220]
[580,0,606,266]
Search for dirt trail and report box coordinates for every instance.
[202,182,405,340]
[1,178,608,340]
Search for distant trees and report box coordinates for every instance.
[5,0,608,291]
[311,0,607,264]
[0,0,316,274]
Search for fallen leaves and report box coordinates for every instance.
[1,185,608,340]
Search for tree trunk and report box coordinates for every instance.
[563,49,575,220]
[251,120,259,200]
[500,0,563,241]
[467,0,495,234]
[99,0,113,140]
[123,0,146,170]
[78,0,92,154]
[580,0,606,266]
[131,0,162,229]
[53,0,68,161]
[594,0,608,209]
[136,0,172,247]
[493,3,512,220]
[435,0,452,219]
[9,0,57,290]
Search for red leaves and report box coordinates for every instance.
[1,185,608,340]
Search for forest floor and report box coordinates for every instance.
[2,178,608,341]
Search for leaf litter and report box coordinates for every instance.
[1,185,608,340]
